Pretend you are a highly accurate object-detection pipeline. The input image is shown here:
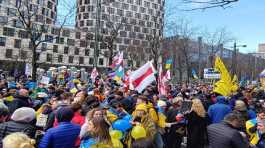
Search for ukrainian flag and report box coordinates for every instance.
[113,66,124,83]
[165,59,173,69]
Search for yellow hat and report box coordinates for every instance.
[135,103,147,112]
[73,79,80,84]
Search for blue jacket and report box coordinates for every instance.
[39,122,81,148]
[208,96,232,124]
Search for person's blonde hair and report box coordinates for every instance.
[3,132,35,148]
[191,98,206,118]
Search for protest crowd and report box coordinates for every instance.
[1,55,265,148]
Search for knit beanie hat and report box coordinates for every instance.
[11,107,36,123]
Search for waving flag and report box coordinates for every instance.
[192,69,199,79]
[111,51,123,68]
[213,56,233,96]
[113,66,124,84]
[165,59,173,70]
[158,65,167,95]
[130,61,156,93]
[91,67,99,82]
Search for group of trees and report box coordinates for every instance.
[3,0,241,81]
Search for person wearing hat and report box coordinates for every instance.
[165,97,185,148]
[7,89,32,114]
[39,107,81,148]
[131,103,156,140]
[208,96,232,123]
[0,107,36,147]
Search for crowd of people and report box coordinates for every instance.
[0,72,265,148]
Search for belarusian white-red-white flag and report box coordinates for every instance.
[163,70,171,82]
[158,65,167,95]
[110,51,123,68]
[129,61,156,93]
[91,67,98,82]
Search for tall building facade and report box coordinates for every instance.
[258,43,265,52]
[0,0,165,71]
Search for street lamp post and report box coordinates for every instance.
[231,42,247,75]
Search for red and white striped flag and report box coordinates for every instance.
[129,61,156,93]
[110,51,123,68]
[163,70,171,82]
[158,65,167,96]
[90,67,99,82]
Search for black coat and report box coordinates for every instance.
[207,122,248,148]
[186,111,208,148]
[6,95,32,113]
[0,120,36,146]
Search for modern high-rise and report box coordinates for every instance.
[0,0,165,71]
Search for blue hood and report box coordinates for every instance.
[216,96,226,104]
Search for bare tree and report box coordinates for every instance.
[181,0,239,10]
[201,27,234,67]
[6,0,75,81]
[166,18,198,82]
[101,10,126,66]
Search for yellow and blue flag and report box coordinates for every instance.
[165,59,173,69]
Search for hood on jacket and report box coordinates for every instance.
[216,96,226,104]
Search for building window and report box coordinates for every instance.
[75,32,81,39]
[7,8,16,17]
[45,35,54,43]
[13,19,23,28]
[80,40,87,47]
[125,11,132,17]
[47,53,52,62]
[86,20,93,26]
[42,43,47,51]
[80,6,85,12]
[3,27,15,36]
[134,26,140,32]
[68,56,74,63]
[85,49,89,56]
[64,47,69,54]
[83,13,89,19]
[20,50,27,60]
[0,16,8,24]
[140,7,146,13]
[18,30,28,38]
[51,28,60,35]
[62,30,70,37]
[89,58,94,65]
[99,58,104,65]
[53,45,58,53]
[58,55,63,62]
[59,38,64,44]
[117,9,123,16]
[36,53,40,60]
[47,1,53,9]
[79,57,84,64]
[90,42,95,48]
[5,49,12,58]
[74,48,79,55]
[87,6,94,11]
[14,39,21,48]
[85,0,89,4]
[67,39,75,46]
[0,37,6,46]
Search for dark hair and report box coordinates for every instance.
[132,138,154,148]
[71,102,82,112]
[56,107,74,122]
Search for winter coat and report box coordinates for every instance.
[6,95,32,113]
[0,120,36,146]
[39,122,81,148]
[207,122,248,148]
[208,97,231,123]
[186,111,208,148]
